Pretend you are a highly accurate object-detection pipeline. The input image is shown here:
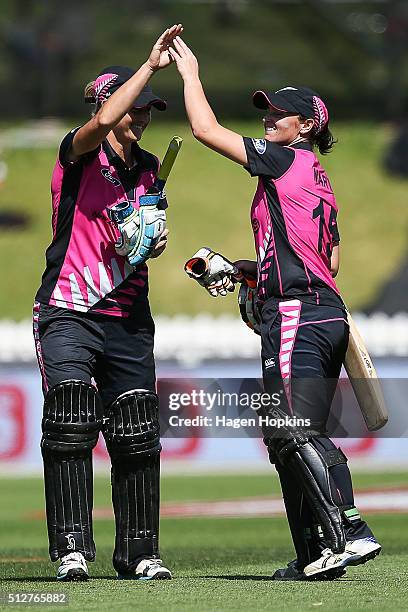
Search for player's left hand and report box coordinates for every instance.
[206,275,236,298]
[185,247,237,298]
[150,228,169,258]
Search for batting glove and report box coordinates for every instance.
[185,247,238,297]
[108,196,166,267]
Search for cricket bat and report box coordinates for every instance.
[344,312,388,431]
[147,136,183,206]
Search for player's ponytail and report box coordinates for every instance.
[313,124,337,155]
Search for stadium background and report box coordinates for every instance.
[0,1,407,609]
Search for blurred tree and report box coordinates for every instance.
[1,0,91,117]
[214,0,241,27]
[37,0,91,116]
[2,0,42,116]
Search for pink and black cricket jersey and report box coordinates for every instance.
[243,138,343,309]
[36,128,163,318]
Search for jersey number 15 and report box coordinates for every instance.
[312,199,338,259]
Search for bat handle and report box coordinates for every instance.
[157,192,168,210]
[146,179,167,209]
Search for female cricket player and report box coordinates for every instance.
[32,24,182,582]
[169,36,381,580]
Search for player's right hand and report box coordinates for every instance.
[233,260,257,282]
[147,24,183,71]
[168,36,199,81]
[109,204,140,258]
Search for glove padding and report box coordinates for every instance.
[184,247,238,297]
[108,195,166,267]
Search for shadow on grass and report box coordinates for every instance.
[2,577,57,583]
[202,574,374,583]
[203,575,273,581]
[2,575,377,585]
[3,575,125,582]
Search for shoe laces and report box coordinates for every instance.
[61,552,85,564]
[135,558,166,574]
[145,558,163,570]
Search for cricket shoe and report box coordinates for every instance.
[117,558,172,580]
[303,537,381,579]
[272,559,345,581]
[57,552,89,582]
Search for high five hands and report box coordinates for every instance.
[168,36,199,80]
[147,24,184,71]
[146,27,199,80]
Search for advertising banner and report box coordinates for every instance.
[1,367,407,472]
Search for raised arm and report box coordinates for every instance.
[69,24,183,161]
[169,37,248,165]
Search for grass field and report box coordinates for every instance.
[0,471,407,611]
[0,121,407,319]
